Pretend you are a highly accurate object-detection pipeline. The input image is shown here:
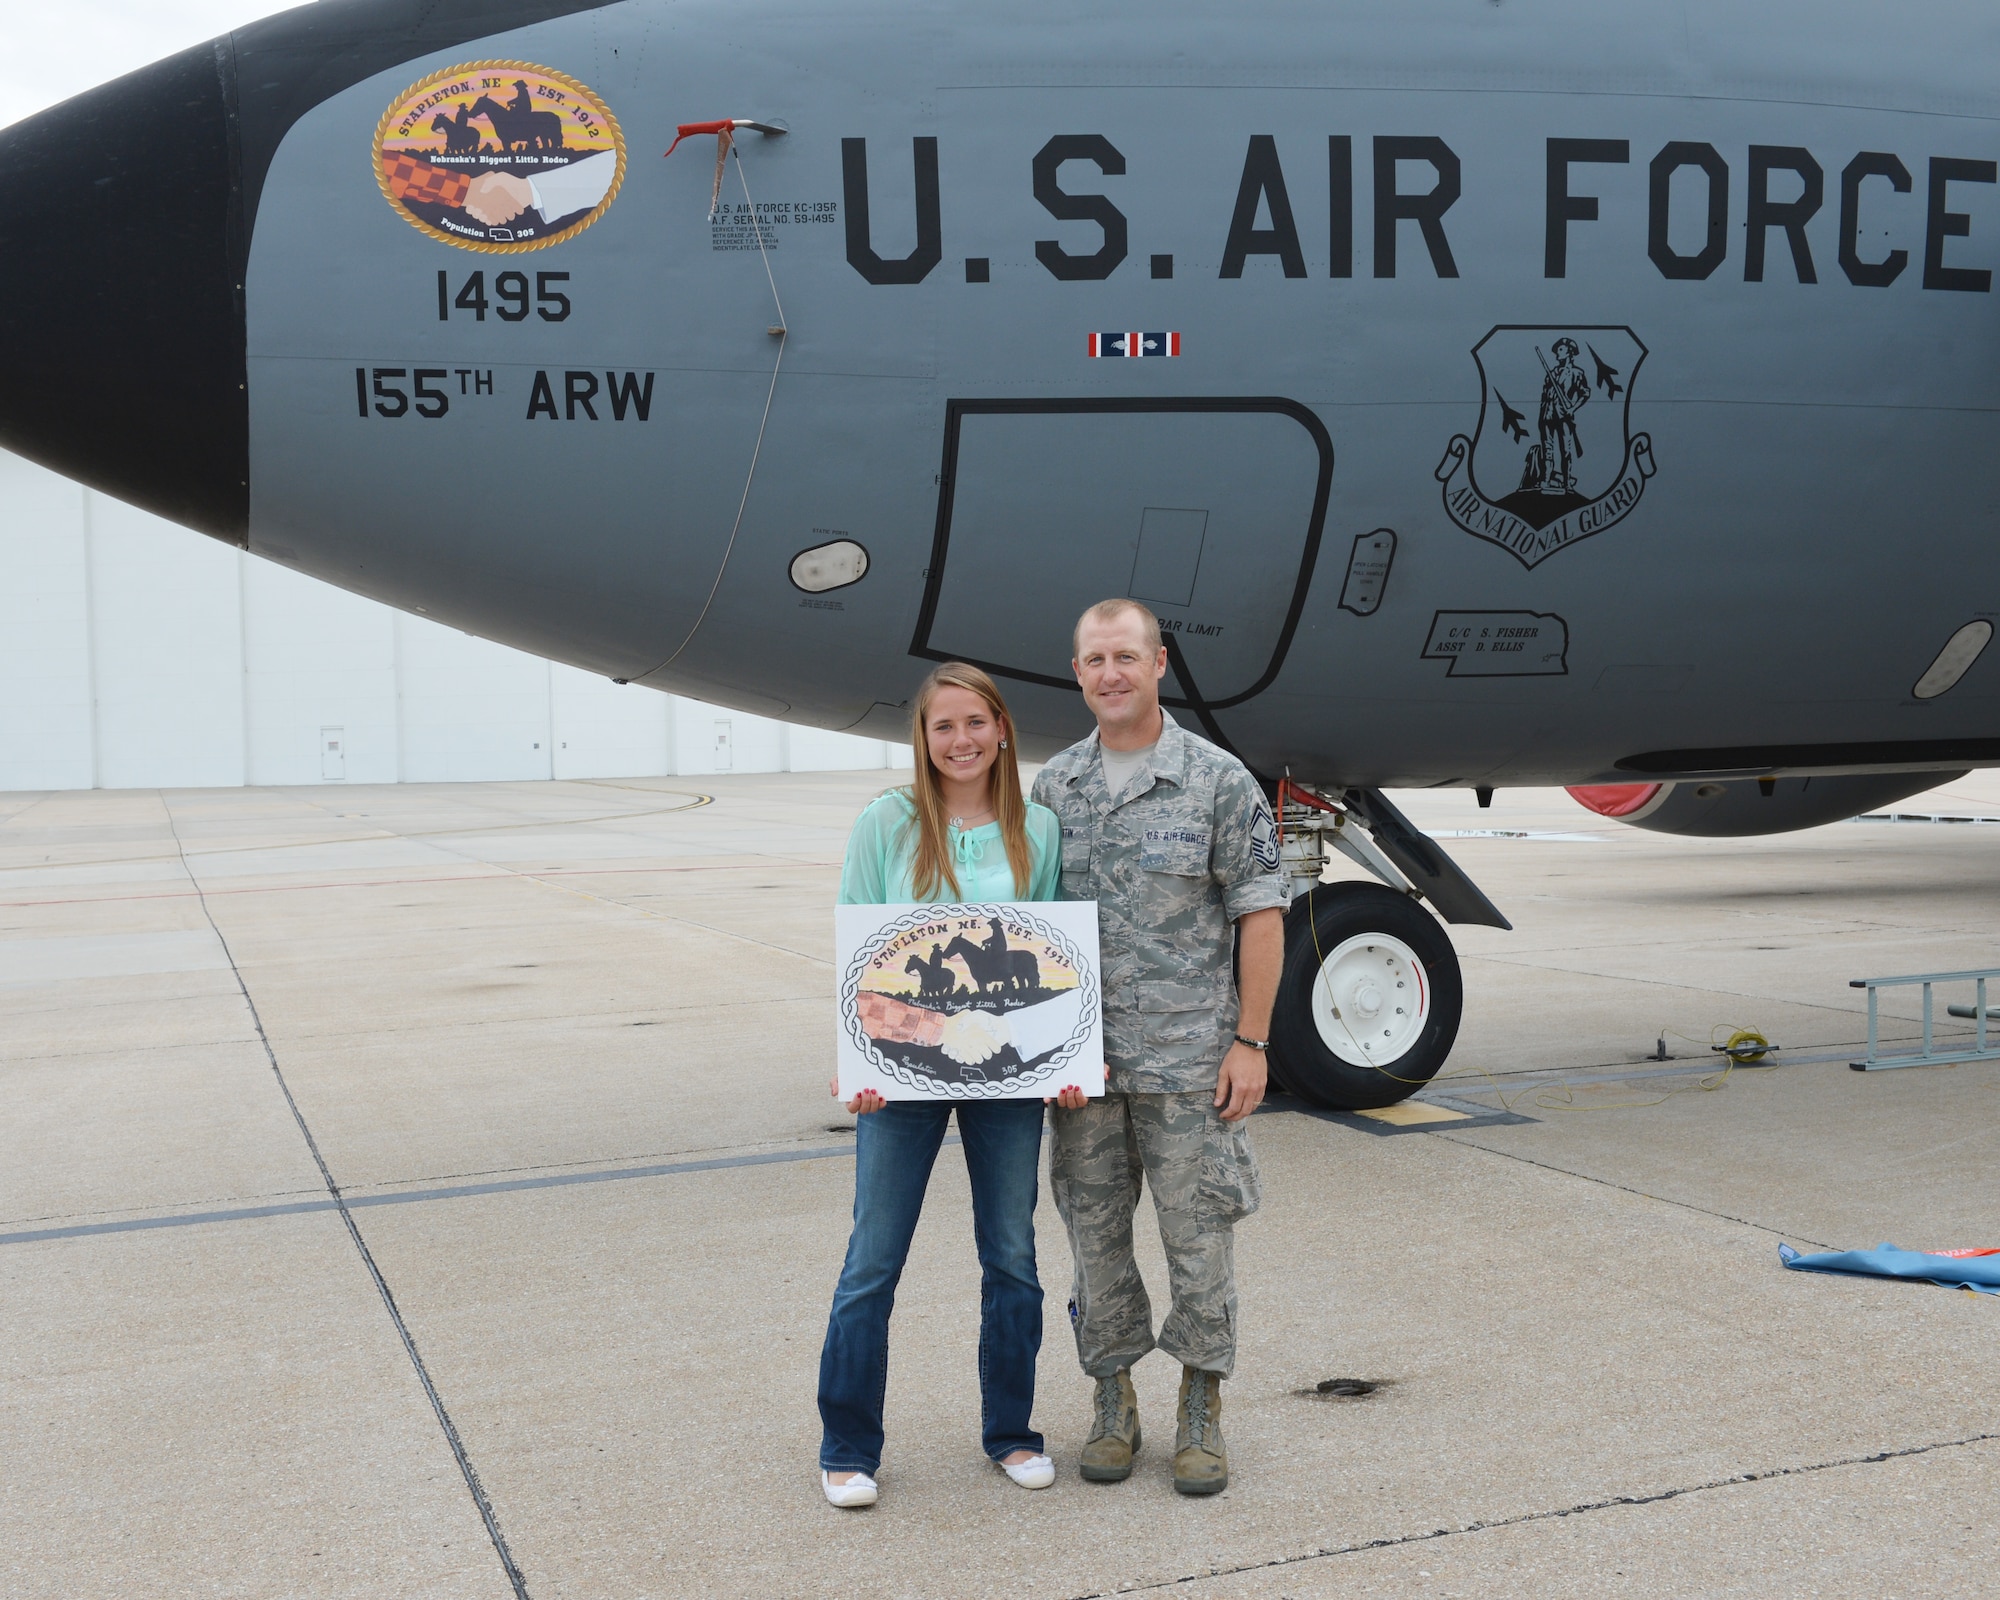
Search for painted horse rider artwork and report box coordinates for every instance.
[846,906,1092,1090]
[945,919,1041,994]
[904,944,960,999]
[470,82,568,153]
[429,104,483,155]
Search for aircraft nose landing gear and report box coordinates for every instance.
[1312,934,1423,1060]
[1265,783,1492,1110]
[1272,883,1463,1110]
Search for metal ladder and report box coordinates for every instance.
[1849,966,2000,1071]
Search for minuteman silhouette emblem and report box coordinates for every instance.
[1436,326,1656,568]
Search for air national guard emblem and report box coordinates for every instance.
[1435,326,1656,569]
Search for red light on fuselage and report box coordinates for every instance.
[1567,783,1663,818]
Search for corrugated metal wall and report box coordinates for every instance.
[0,450,896,791]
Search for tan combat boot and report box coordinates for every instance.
[1172,1366,1228,1495]
[1079,1369,1141,1482]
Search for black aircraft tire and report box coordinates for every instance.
[1270,882,1463,1111]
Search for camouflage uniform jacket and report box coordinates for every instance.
[1031,713,1290,1094]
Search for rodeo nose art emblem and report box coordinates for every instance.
[1436,326,1656,568]
[373,61,625,252]
[839,905,1100,1098]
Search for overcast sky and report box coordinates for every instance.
[0,1,304,128]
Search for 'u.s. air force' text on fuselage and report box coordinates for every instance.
[839,134,1992,292]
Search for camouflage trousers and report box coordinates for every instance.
[1049,1091,1262,1378]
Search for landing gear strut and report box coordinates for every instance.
[1265,782,1503,1111]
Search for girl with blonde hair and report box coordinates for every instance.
[818,662,1084,1507]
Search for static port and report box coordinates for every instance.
[790,539,870,593]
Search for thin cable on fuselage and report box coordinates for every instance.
[654,146,787,671]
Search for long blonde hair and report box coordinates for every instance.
[905,662,1033,900]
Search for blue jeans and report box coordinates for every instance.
[818,1099,1046,1474]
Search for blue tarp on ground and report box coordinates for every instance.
[1779,1241,2000,1295]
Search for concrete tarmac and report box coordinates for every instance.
[2,771,1996,1598]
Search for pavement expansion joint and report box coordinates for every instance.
[160,795,534,1600]
[1432,1036,1963,1094]
[406,832,838,967]
[0,1032,262,1066]
[0,1139,882,1247]
[0,1183,333,1233]
[349,1131,867,1191]
[1432,1128,1841,1251]
[1068,1431,2000,1599]
[0,803,723,891]
[1464,949,1890,1023]
[265,991,824,1048]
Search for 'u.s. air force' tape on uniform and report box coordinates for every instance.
[1250,804,1280,872]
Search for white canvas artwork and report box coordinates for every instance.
[835,901,1105,1101]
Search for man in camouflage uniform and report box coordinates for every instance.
[1031,598,1289,1496]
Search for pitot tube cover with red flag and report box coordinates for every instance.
[664,119,788,216]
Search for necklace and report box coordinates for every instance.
[949,807,994,829]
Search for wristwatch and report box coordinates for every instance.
[1233,1034,1270,1051]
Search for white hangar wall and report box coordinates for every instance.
[0,450,897,792]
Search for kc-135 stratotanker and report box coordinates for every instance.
[4,0,1996,1105]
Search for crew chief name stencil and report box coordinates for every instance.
[1422,611,1569,676]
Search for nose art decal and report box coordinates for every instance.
[374,61,625,253]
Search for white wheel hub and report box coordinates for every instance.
[1308,933,1430,1067]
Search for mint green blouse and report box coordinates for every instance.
[837,790,1062,906]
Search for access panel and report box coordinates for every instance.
[910,399,1332,710]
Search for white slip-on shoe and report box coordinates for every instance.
[822,1470,878,1508]
[1000,1453,1055,1489]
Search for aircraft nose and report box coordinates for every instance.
[0,43,247,545]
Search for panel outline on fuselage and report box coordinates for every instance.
[1617,738,2000,777]
[910,396,1334,710]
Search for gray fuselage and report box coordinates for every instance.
[7,0,1999,788]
